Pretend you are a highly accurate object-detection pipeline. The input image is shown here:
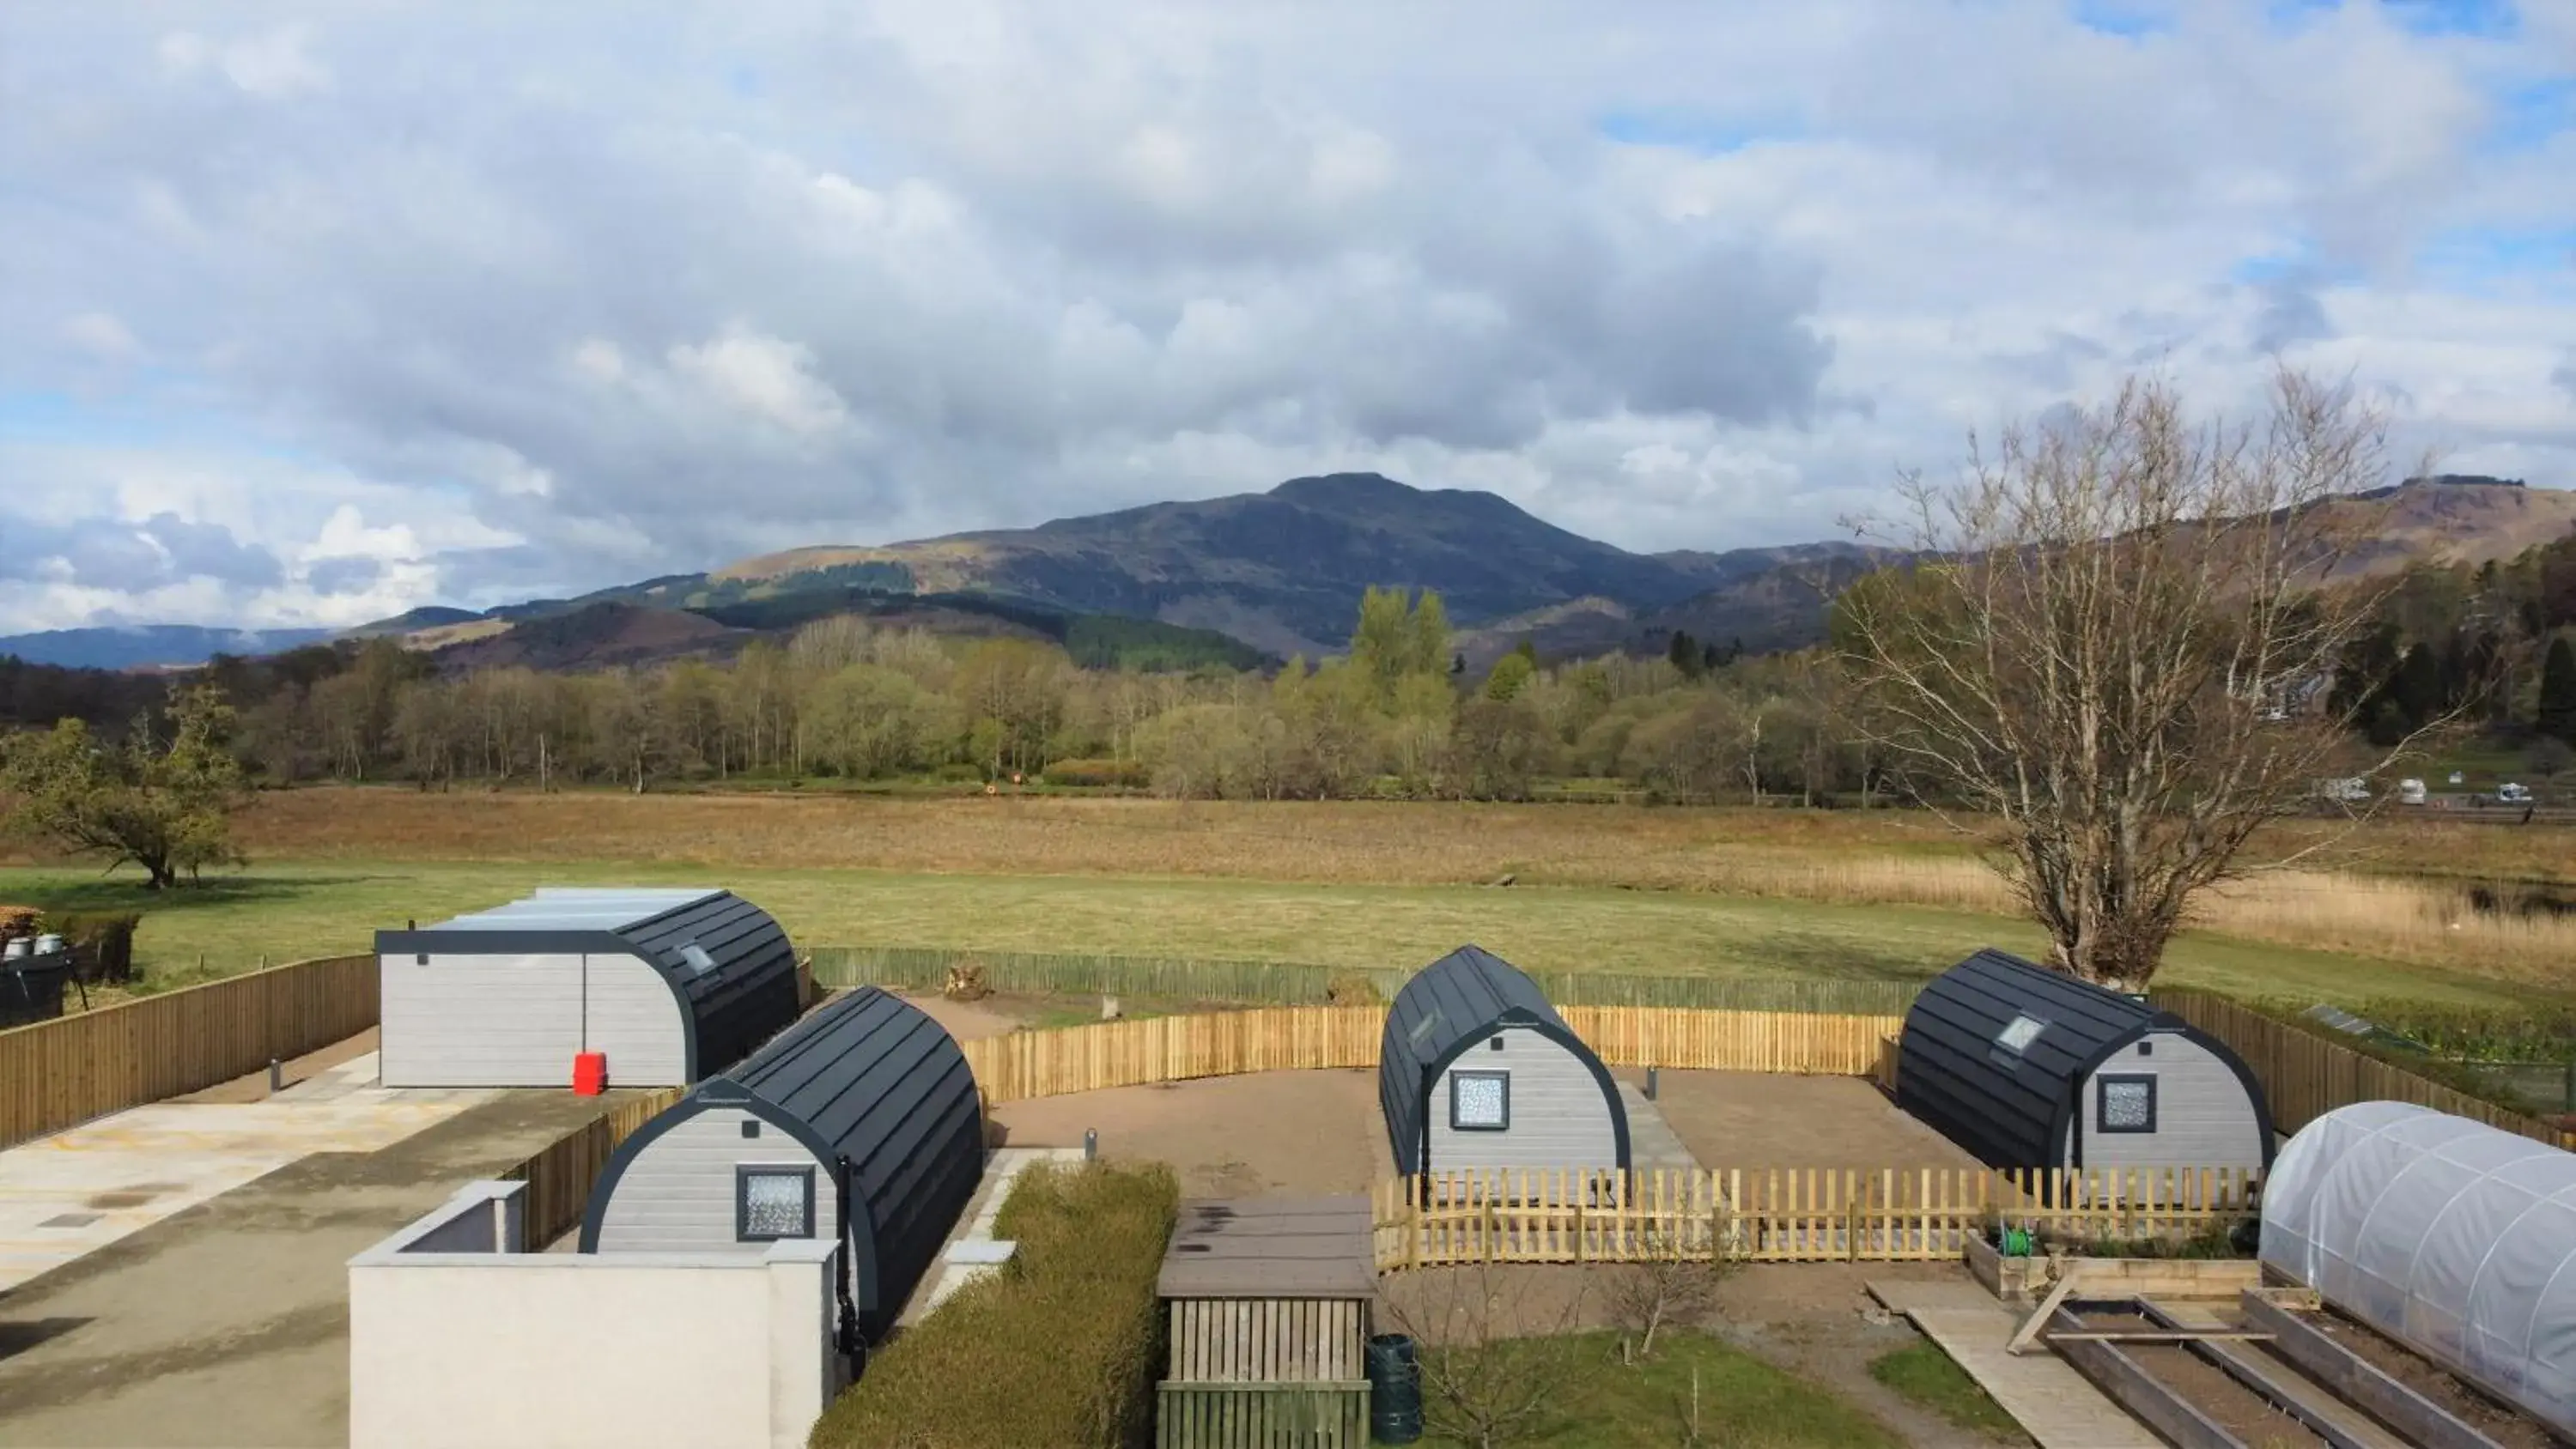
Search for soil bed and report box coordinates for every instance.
[2075,1308,2327,1448]
[2309,1308,2559,1449]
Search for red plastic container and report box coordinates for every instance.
[572,1051,607,1096]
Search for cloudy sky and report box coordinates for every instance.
[3,0,2573,634]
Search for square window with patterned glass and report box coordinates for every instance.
[738,1165,814,1240]
[2098,1075,2157,1134]
[1451,1070,1510,1131]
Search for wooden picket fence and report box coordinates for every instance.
[958,1006,1906,1106]
[0,953,378,1149]
[497,1087,684,1246]
[2150,989,2576,1150]
[1370,1166,2260,1269]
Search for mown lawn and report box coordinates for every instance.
[1420,1330,1903,1449]
[1869,1341,2029,1443]
[0,858,2539,1006]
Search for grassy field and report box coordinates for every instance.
[0,858,2546,1006]
[1421,1331,1903,1448]
[3,787,2567,1005]
[1868,1342,2027,1443]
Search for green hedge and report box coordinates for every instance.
[812,1161,1178,1449]
[806,944,1924,1017]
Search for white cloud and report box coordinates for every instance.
[59,312,142,361]
[157,24,331,99]
[663,325,854,440]
[0,0,2567,633]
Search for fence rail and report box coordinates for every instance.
[958,1006,1905,1106]
[0,953,377,1149]
[498,1088,684,1246]
[813,944,1924,1016]
[2150,989,2576,1150]
[1370,1166,2260,1269]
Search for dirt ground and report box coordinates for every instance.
[1609,1069,1978,1169]
[989,1067,1977,1201]
[992,1069,1389,1197]
[0,1089,642,1448]
[1379,1260,2013,1448]
[174,1028,385,1105]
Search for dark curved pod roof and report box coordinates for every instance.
[1896,948,2274,1171]
[1378,944,1630,1174]
[578,986,985,1343]
[374,887,800,1080]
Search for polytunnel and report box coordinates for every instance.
[2259,1101,2576,1438]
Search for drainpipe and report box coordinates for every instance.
[832,1154,860,1361]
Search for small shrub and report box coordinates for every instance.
[1326,969,1381,1006]
[942,960,992,1002]
[811,1160,1178,1449]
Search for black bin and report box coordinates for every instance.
[1366,1332,1422,1444]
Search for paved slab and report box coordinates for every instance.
[0,1055,490,1293]
[1616,1082,1702,1174]
[1869,1277,2163,1449]
[0,1088,638,1447]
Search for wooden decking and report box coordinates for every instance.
[1868,1279,2162,1449]
[1615,1082,1700,1173]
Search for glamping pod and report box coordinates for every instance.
[2261,1103,2576,1437]
[578,986,984,1348]
[374,888,802,1088]
[1895,948,2272,1173]
[1378,945,1629,1175]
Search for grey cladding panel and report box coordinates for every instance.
[2077,1033,2267,1173]
[1426,1028,1620,1173]
[379,953,582,1088]
[581,953,687,1085]
[592,1106,827,1254]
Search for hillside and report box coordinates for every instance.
[0,624,331,671]
[714,471,1713,657]
[4,473,2567,674]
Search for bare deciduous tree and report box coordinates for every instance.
[1382,1263,1599,1449]
[1836,368,2450,990]
[1605,1223,1739,1365]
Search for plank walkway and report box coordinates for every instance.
[2149,1299,2412,1449]
[1868,1279,2162,1449]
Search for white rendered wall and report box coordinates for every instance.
[349,1182,838,1449]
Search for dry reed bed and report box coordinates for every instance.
[217,788,2576,882]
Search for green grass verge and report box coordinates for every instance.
[1420,1330,1902,1448]
[1867,1341,2027,1443]
[0,858,2538,1007]
[809,1160,1176,1449]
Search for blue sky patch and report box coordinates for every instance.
[1595,107,1798,155]
[2415,226,2576,292]
[2070,0,2178,38]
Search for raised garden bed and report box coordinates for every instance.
[1966,1234,2262,1303]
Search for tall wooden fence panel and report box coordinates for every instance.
[960,1007,1907,1106]
[1371,1166,2259,1269]
[2150,989,2576,1149]
[0,953,377,1149]
[500,1087,684,1246]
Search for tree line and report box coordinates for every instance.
[106,589,1873,803]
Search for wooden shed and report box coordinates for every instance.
[1155,1197,1376,1449]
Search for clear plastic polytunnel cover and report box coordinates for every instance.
[2260,1101,2576,1437]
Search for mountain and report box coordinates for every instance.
[6,472,2567,676]
[714,472,1715,658]
[0,624,332,671]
